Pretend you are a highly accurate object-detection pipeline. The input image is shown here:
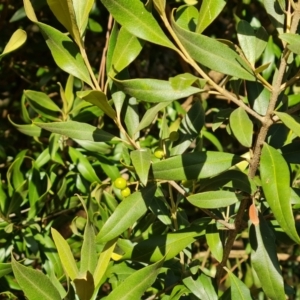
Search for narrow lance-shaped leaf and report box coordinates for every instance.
[96,184,156,242]
[47,0,82,46]
[72,0,95,36]
[260,143,300,244]
[11,255,61,300]
[34,120,120,143]
[263,0,285,34]
[135,101,172,133]
[187,190,240,209]
[0,29,27,59]
[226,269,253,300]
[152,151,243,181]
[24,0,92,85]
[130,148,151,186]
[250,217,286,299]
[8,115,42,137]
[275,111,300,138]
[183,273,218,300]
[237,20,256,67]
[109,27,144,77]
[105,257,165,300]
[279,33,300,55]
[51,228,79,280]
[77,90,117,120]
[206,222,223,262]
[101,0,176,50]
[122,220,210,262]
[113,78,202,103]
[172,12,256,81]
[229,107,253,148]
[196,0,227,34]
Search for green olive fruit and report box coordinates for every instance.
[114,177,127,190]
[154,147,165,159]
[181,179,193,188]
[121,187,131,198]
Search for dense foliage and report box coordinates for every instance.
[1,0,300,299]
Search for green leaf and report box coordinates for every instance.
[0,29,27,59]
[0,263,12,278]
[105,257,165,300]
[47,0,82,46]
[187,190,240,209]
[260,144,300,244]
[255,27,268,61]
[124,97,140,140]
[135,101,172,133]
[96,184,156,242]
[34,120,120,143]
[246,81,269,115]
[172,13,256,81]
[109,27,144,76]
[113,78,202,103]
[77,90,117,120]
[279,33,300,55]
[227,270,253,300]
[8,116,42,137]
[80,222,97,275]
[196,0,227,34]
[74,271,95,300]
[206,222,223,262]
[175,5,198,31]
[130,148,151,186]
[101,0,176,50]
[183,273,218,300]
[68,147,100,183]
[171,100,205,155]
[263,0,285,34]
[33,21,92,85]
[275,112,300,139]
[93,238,118,290]
[72,0,94,36]
[229,107,253,148]
[237,20,256,66]
[11,256,61,300]
[199,169,256,194]
[152,151,243,181]
[250,217,286,300]
[122,221,209,262]
[51,228,79,280]
[25,90,61,120]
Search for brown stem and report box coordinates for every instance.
[215,5,300,285]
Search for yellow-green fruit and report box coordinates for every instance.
[154,147,165,159]
[181,179,193,188]
[121,187,131,198]
[169,131,179,141]
[114,177,127,190]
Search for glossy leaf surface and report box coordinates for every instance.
[250,218,286,299]
[0,29,27,58]
[113,78,202,103]
[229,107,253,148]
[34,120,120,143]
[101,0,176,50]
[172,14,255,81]
[51,228,79,280]
[105,258,164,300]
[260,144,300,243]
[187,190,240,209]
[96,185,156,242]
[152,152,243,181]
[196,0,227,34]
[12,256,61,300]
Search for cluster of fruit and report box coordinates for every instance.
[114,177,131,198]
